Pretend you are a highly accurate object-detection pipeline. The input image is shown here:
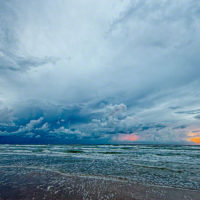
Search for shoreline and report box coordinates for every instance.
[0,165,199,192]
[0,167,199,200]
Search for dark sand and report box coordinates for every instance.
[0,167,199,200]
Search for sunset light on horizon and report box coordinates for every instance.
[186,132,200,145]
[112,133,140,142]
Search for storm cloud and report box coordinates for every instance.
[0,0,200,144]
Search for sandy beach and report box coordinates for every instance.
[0,167,199,200]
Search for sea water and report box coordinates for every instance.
[0,144,199,190]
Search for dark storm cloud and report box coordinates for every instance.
[194,115,200,120]
[0,0,200,144]
[175,109,200,115]
[0,51,57,71]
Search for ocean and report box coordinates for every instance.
[0,144,199,190]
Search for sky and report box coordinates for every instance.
[0,0,200,144]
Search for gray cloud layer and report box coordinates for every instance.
[0,0,200,144]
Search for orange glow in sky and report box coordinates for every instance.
[189,137,200,144]
[113,133,139,142]
[187,132,200,145]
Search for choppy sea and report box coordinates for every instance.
[0,144,199,190]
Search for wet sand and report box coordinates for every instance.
[0,167,199,200]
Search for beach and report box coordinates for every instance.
[0,167,200,200]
